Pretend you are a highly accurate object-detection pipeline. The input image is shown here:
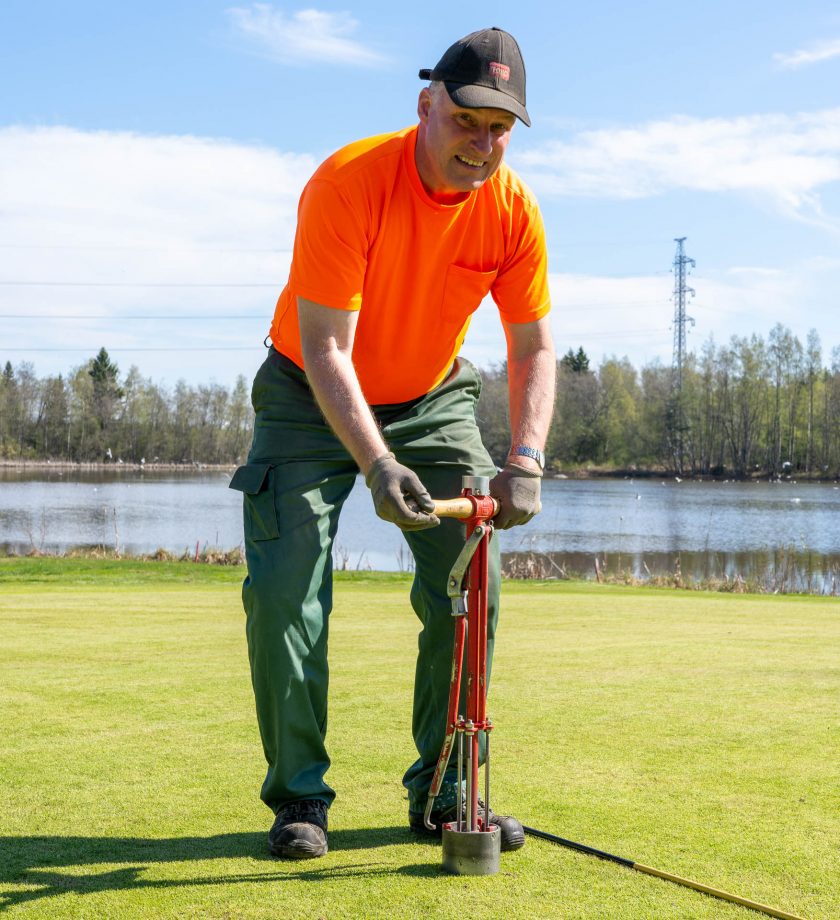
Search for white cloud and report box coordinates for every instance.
[2,125,838,387]
[0,126,314,253]
[461,272,680,371]
[463,265,840,372]
[227,4,386,67]
[515,108,840,226]
[774,38,840,69]
[0,126,315,384]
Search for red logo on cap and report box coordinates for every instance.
[488,62,510,81]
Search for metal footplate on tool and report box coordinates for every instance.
[422,475,502,876]
[442,823,501,875]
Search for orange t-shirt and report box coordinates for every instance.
[269,125,550,405]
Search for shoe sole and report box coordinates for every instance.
[270,840,328,859]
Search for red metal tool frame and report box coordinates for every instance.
[423,484,498,835]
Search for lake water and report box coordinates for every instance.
[1,469,839,591]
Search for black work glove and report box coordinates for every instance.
[365,452,440,531]
[490,463,542,530]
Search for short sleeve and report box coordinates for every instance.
[289,178,369,311]
[491,200,551,323]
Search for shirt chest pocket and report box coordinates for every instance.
[440,264,498,325]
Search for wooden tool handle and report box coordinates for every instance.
[430,497,501,519]
[426,497,542,519]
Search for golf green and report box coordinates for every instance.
[1,561,837,919]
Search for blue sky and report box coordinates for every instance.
[2,1,840,386]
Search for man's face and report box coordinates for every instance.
[415,86,516,198]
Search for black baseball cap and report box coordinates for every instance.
[419,27,530,127]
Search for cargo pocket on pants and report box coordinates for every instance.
[229,463,279,541]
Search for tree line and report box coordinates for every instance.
[478,324,840,478]
[0,348,252,465]
[2,325,839,477]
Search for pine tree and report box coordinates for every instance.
[87,347,124,454]
[560,347,590,374]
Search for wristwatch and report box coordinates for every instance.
[511,445,545,470]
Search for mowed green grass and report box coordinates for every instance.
[0,559,837,919]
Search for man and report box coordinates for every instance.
[230,26,555,860]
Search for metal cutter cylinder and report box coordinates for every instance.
[424,474,501,876]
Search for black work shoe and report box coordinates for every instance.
[269,799,328,859]
[409,799,525,852]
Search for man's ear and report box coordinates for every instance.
[417,88,432,123]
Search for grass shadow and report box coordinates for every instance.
[0,827,416,872]
[0,829,442,912]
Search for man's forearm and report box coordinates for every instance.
[302,344,389,476]
[297,297,437,530]
[505,319,556,468]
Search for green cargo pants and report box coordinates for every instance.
[230,348,500,815]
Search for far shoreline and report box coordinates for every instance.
[0,459,237,472]
[1,459,838,483]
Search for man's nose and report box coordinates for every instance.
[470,126,494,157]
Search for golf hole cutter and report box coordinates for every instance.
[423,474,502,876]
[415,480,807,920]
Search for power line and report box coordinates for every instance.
[2,327,673,354]
[576,329,671,341]
[0,243,290,253]
[550,238,674,249]
[0,281,278,288]
[0,239,666,252]
[0,314,268,320]
[0,300,670,320]
[1,347,264,353]
[550,268,673,278]
[0,274,674,287]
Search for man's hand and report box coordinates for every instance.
[490,464,542,529]
[365,453,440,531]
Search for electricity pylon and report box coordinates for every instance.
[669,237,695,474]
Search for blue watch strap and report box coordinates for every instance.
[512,445,545,469]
